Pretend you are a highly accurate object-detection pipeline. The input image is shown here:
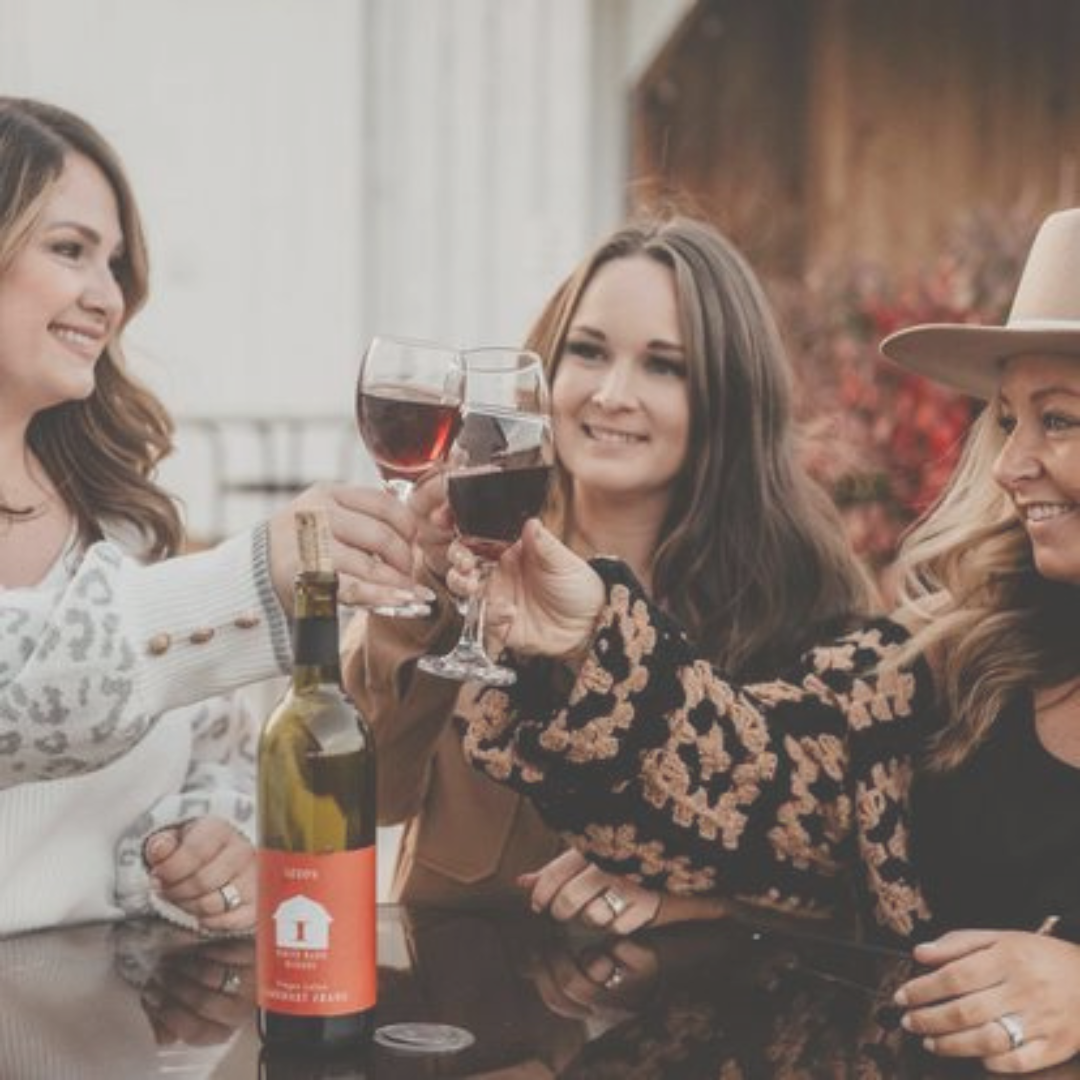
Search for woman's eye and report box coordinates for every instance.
[52,240,84,259]
[646,355,686,378]
[996,413,1017,435]
[1043,412,1079,433]
[564,339,604,362]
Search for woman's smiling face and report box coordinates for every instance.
[551,254,691,512]
[0,151,124,423]
[992,353,1080,583]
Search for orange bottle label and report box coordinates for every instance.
[256,848,376,1016]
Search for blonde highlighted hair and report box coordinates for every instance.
[526,215,872,677]
[0,97,180,557]
[894,407,1080,768]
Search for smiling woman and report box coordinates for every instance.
[551,256,690,536]
[342,213,873,913]
[0,96,430,938]
[0,98,171,564]
[991,356,1080,584]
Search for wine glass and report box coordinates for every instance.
[355,335,463,617]
[417,348,553,686]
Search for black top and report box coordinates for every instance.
[911,693,1080,934]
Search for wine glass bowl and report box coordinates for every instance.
[355,335,463,616]
[418,348,553,686]
[448,421,552,561]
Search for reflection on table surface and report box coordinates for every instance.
[2,903,1078,1079]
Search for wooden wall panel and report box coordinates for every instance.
[807,0,1080,270]
[632,0,811,273]
[634,0,1080,275]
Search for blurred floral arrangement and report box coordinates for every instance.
[773,206,1039,579]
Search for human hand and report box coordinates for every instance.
[143,818,255,935]
[896,929,1080,1073]
[447,519,604,660]
[520,849,661,935]
[528,935,659,1025]
[268,482,431,614]
[408,470,456,582]
[139,937,255,1046]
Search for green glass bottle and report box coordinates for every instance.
[257,510,376,1049]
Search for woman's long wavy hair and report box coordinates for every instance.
[526,215,873,678]
[894,406,1080,769]
[0,97,181,557]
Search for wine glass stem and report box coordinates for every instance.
[458,561,495,656]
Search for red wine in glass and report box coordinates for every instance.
[449,463,552,561]
[355,336,463,617]
[417,348,553,687]
[356,383,461,483]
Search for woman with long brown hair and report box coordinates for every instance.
[345,213,872,909]
[0,96,422,936]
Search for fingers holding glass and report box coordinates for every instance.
[271,481,429,612]
[409,470,457,581]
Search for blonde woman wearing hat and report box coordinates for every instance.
[450,208,1080,1072]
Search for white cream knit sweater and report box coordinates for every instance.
[0,526,290,936]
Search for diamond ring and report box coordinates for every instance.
[218,882,242,913]
[995,1012,1025,1051]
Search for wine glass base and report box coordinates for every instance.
[416,647,516,687]
[374,1022,475,1054]
[370,600,433,618]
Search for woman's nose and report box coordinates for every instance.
[592,362,635,409]
[992,434,1043,489]
[80,263,124,324]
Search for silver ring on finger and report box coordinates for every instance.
[600,888,628,919]
[994,1012,1025,1051]
[218,882,242,913]
[603,961,626,990]
[218,967,243,995]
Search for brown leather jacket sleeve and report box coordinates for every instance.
[341,576,465,824]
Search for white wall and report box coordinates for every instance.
[1,0,366,417]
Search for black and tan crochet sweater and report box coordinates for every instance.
[459,558,951,947]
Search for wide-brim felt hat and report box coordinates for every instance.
[880,208,1080,399]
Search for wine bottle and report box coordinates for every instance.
[259,1045,370,1079]
[257,509,377,1048]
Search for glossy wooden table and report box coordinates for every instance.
[2,903,1076,1079]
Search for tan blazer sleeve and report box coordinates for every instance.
[341,581,465,824]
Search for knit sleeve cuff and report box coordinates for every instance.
[127,526,291,712]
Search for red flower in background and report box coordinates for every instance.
[772,207,1037,579]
